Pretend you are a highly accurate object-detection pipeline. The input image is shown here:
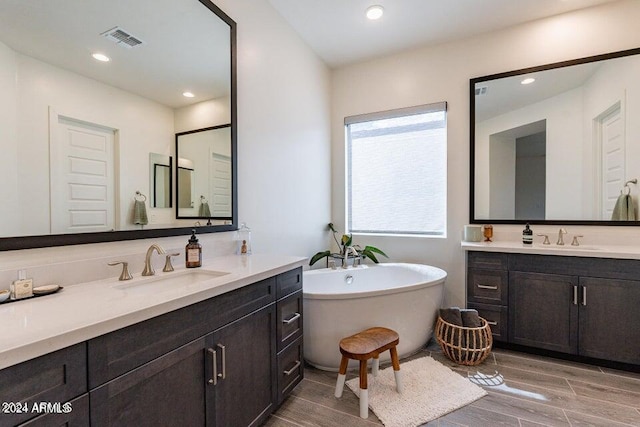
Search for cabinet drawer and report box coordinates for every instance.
[277,267,302,299]
[88,277,275,388]
[467,268,508,304]
[18,394,89,427]
[468,252,508,270]
[467,303,507,341]
[277,290,303,352]
[277,337,303,404]
[0,343,87,427]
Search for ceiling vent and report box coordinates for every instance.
[475,86,488,96]
[101,27,145,49]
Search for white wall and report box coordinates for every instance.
[0,0,330,279]
[0,42,19,237]
[331,0,640,307]
[477,87,584,219]
[8,53,176,235]
[174,96,231,133]
[581,55,640,217]
[489,135,515,219]
[211,0,332,257]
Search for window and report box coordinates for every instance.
[346,102,447,236]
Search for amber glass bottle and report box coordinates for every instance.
[186,229,202,268]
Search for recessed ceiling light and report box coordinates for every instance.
[521,78,536,85]
[183,92,195,98]
[92,53,110,62]
[366,5,384,20]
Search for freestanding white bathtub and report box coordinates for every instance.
[303,263,446,371]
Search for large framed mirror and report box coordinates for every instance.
[0,0,237,250]
[471,47,640,225]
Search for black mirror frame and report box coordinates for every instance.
[470,47,640,226]
[0,0,237,251]
[175,123,234,222]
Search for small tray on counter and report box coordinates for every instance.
[0,285,63,304]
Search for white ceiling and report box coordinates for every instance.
[0,0,231,108]
[268,0,619,68]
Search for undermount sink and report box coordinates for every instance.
[114,269,229,293]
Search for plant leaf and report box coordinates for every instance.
[363,245,388,258]
[309,250,331,266]
[328,223,337,233]
[341,234,352,247]
[361,249,380,263]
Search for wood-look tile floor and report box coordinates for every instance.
[265,341,640,427]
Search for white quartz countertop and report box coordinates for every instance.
[0,254,306,370]
[461,241,640,259]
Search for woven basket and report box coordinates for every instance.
[435,316,493,366]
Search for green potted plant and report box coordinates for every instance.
[309,223,388,267]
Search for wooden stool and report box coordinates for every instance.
[334,327,403,419]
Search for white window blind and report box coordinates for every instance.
[346,102,447,236]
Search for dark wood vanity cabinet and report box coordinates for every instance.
[467,252,640,366]
[0,267,303,427]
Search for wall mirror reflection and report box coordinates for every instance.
[176,125,233,220]
[149,153,172,209]
[471,48,640,224]
[0,0,237,250]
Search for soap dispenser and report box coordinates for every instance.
[236,222,252,255]
[522,223,533,245]
[186,229,202,268]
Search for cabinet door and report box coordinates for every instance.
[0,343,86,427]
[509,272,578,354]
[90,336,211,427]
[579,277,640,364]
[211,305,276,427]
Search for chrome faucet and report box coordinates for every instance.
[556,228,568,246]
[342,247,359,269]
[142,244,166,276]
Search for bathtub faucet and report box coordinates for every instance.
[342,247,359,269]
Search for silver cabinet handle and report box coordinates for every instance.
[283,360,301,376]
[282,312,301,324]
[486,321,498,326]
[582,286,587,306]
[477,284,498,290]
[208,348,217,385]
[217,344,226,380]
[573,285,578,305]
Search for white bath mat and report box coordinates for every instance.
[346,356,487,427]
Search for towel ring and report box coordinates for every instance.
[622,179,637,195]
[200,195,208,203]
[135,191,147,202]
